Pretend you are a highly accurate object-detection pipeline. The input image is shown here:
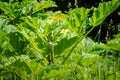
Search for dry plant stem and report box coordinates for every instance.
[62,27,95,64]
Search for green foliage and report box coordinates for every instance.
[0,0,120,79]
[106,33,120,51]
[67,7,91,35]
[89,0,120,27]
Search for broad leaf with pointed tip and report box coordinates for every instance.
[90,0,120,27]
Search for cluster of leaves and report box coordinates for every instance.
[0,0,120,79]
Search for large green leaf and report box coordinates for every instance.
[80,38,105,54]
[90,0,120,27]
[105,33,120,51]
[17,23,45,54]
[0,0,55,22]
[67,7,91,35]
[54,36,78,55]
[34,0,56,12]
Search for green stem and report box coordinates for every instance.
[49,31,55,64]
[50,41,54,63]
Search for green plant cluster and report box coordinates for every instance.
[0,0,120,80]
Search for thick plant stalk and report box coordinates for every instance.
[49,41,54,63]
[49,31,55,63]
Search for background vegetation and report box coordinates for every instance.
[0,0,120,80]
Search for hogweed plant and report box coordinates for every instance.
[0,0,120,79]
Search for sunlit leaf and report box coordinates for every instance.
[66,7,91,35]
[90,0,120,26]
[54,36,78,55]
